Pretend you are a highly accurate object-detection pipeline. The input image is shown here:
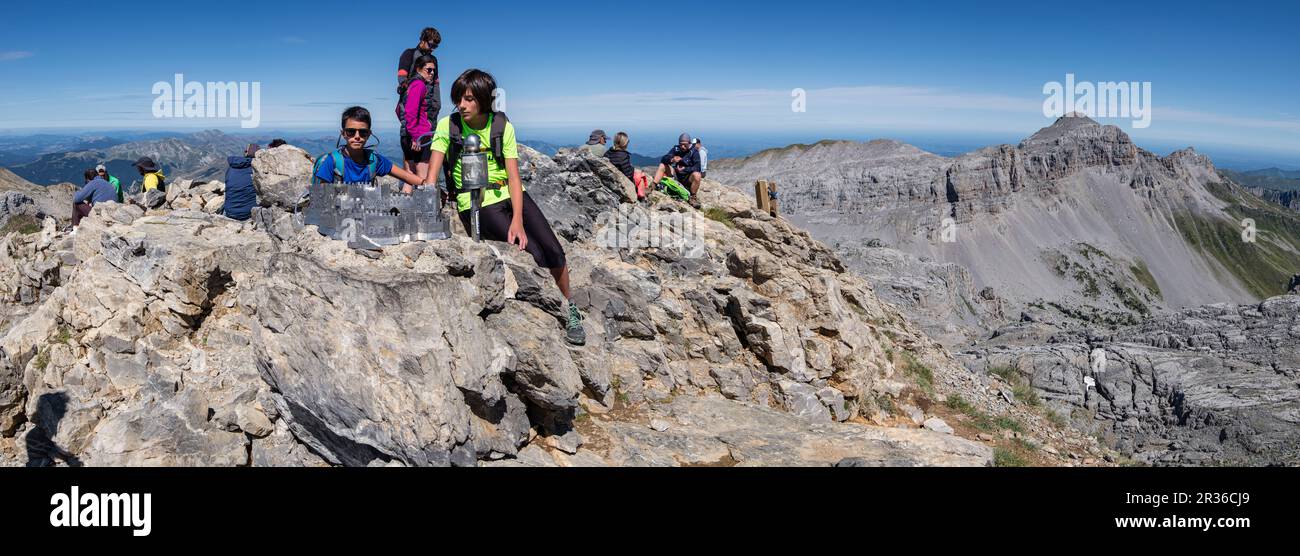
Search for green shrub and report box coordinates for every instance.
[703,207,734,228]
[994,447,1029,467]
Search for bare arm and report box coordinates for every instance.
[388,165,424,186]
[505,158,527,251]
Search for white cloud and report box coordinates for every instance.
[0,51,33,61]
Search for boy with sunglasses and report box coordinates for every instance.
[313,106,427,186]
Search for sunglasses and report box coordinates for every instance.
[343,128,372,138]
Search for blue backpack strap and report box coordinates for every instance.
[310,153,327,185]
[366,151,378,182]
[331,150,347,182]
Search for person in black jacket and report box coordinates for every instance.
[652,133,702,208]
[604,132,650,200]
[222,144,259,221]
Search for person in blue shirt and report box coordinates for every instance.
[72,168,118,233]
[313,106,427,186]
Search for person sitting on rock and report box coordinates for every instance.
[312,106,428,186]
[604,132,650,200]
[578,129,608,157]
[416,68,586,346]
[652,133,703,208]
[71,169,117,234]
[267,138,288,149]
[222,144,260,222]
[133,157,166,192]
[96,164,123,203]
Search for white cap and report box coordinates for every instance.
[95,164,106,172]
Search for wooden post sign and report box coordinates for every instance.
[754,180,779,217]
[754,180,771,213]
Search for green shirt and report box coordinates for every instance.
[430,114,520,212]
[107,175,122,202]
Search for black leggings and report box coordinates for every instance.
[458,191,566,269]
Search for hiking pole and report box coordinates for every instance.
[460,134,489,242]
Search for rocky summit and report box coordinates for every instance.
[0,144,1129,468]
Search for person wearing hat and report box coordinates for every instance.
[133,157,167,192]
[652,132,703,208]
[222,144,260,221]
[578,129,608,157]
[96,164,123,203]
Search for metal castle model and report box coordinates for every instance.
[303,181,451,250]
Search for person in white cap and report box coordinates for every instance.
[95,164,123,203]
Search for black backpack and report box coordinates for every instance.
[444,112,509,194]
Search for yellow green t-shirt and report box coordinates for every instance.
[430,114,520,212]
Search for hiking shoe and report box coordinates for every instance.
[565,303,586,346]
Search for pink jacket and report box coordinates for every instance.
[403,79,432,138]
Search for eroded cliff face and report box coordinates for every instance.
[711,115,1260,332]
[2,145,1126,468]
[711,116,1300,465]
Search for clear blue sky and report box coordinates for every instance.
[0,0,1297,164]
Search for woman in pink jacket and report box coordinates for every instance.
[401,55,438,182]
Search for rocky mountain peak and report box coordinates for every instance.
[1164,146,1216,174]
[1020,114,1132,152]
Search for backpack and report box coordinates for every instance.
[312,149,379,185]
[659,176,691,202]
[146,172,167,193]
[444,112,509,194]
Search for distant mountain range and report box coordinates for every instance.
[1222,168,1300,192]
[712,115,1300,336]
[0,130,666,186]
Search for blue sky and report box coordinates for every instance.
[0,0,1297,165]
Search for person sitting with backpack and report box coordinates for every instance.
[651,133,703,208]
[96,164,123,203]
[604,132,650,200]
[312,106,428,187]
[414,68,586,346]
[399,55,438,183]
[71,169,117,234]
[133,157,166,192]
[222,144,260,222]
[396,27,442,174]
